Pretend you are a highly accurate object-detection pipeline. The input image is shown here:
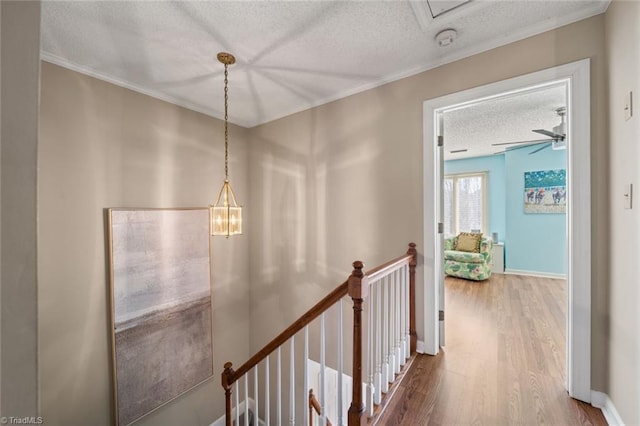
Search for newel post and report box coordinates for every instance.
[222,362,235,426]
[408,242,418,354]
[348,261,369,426]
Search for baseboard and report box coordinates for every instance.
[503,269,567,279]
[416,340,425,354]
[591,390,625,426]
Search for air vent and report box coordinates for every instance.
[410,0,474,32]
[427,0,472,18]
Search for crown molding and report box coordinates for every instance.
[40,52,255,128]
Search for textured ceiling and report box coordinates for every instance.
[443,83,567,160]
[41,1,608,128]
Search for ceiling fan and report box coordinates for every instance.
[493,107,567,155]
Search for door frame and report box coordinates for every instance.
[422,59,591,402]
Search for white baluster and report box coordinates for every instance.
[381,275,389,393]
[368,285,374,417]
[254,366,259,426]
[235,381,240,426]
[405,264,411,359]
[337,302,343,426]
[320,312,326,426]
[389,270,394,378]
[405,264,409,360]
[304,326,309,426]
[266,356,270,426]
[278,347,282,426]
[245,375,249,426]
[290,336,295,426]
[389,270,396,381]
[399,265,407,365]
[395,269,401,375]
[375,279,382,404]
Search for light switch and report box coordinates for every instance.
[624,91,633,121]
[624,183,633,209]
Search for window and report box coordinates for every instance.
[444,172,487,238]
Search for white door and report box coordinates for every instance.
[436,112,445,347]
[423,59,591,400]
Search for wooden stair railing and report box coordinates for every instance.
[222,243,417,426]
[309,389,333,426]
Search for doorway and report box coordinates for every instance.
[422,59,592,403]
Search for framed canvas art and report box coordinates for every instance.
[524,169,567,214]
[107,208,213,425]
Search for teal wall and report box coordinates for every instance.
[444,155,506,242]
[504,146,567,275]
[445,146,567,275]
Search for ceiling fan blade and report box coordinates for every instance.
[528,143,552,155]
[494,141,552,155]
[505,143,547,152]
[532,129,564,139]
[492,138,554,146]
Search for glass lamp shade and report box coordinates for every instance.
[210,180,242,237]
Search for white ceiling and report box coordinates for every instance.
[41,0,608,129]
[444,83,567,160]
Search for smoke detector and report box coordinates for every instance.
[435,29,457,47]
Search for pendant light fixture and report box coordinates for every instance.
[210,52,242,238]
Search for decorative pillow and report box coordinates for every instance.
[455,232,483,253]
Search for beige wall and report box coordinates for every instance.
[248,14,610,392]
[605,1,640,424]
[38,62,250,425]
[1,1,40,417]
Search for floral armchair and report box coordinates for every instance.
[444,236,493,281]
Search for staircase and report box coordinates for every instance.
[221,243,418,426]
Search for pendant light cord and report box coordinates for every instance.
[224,63,229,181]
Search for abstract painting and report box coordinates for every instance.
[107,208,213,425]
[524,169,567,214]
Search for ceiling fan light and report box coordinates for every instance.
[552,140,567,150]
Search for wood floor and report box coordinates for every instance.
[377,274,607,425]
